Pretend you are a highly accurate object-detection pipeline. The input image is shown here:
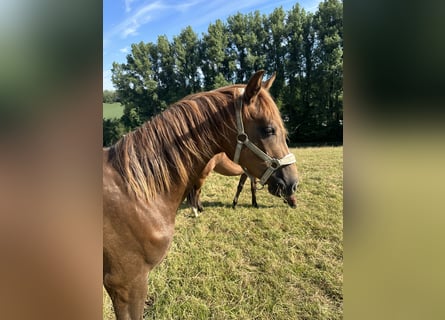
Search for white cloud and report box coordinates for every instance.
[105,0,204,42]
[122,26,139,37]
[173,0,200,12]
[119,47,129,53]
[118,1,163,38]
[124,0,136,12]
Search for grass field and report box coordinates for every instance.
[103,103,124,119]
[103,146,343,319]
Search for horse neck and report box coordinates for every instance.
[169,114,234,192]
[135,95,237,202]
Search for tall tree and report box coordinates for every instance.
[201,19,230,90]
[264,7,287,103]
[156,35,179,106]
[282,4,307,138]
[227,13,251,83]
[111,42,159,128]
[172,26,201,96]
[247,11,268,73]
[109,1,343,142]
[312,0,343,140]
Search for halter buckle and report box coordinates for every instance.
[269,159,280,169]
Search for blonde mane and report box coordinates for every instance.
[107,85,283,201]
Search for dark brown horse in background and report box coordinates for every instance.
[103,71,298,319]
[186,152,258,216]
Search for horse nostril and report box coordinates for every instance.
[291,181,298,193]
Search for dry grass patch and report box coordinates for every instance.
[103,146,343,319]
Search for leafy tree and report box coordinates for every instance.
[264,7,287,103]
[247,11,268,73]
[282,4,307,139]
[201,19,230,90]
[311,0,343,141]
[103,118,126,147]
[172,26,201,96]
[213,73,230,89]
[109,0,343,142]
[227,13,251,83]
[156,35,178,105]
[103,90,117,103]
[111,42,159,128]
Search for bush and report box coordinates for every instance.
[103,118,126,147]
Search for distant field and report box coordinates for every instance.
[103,146,343,319]
[103,103,124,119]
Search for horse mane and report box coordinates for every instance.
[107,84,284,201]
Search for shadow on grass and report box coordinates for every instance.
[201,201,276,210]
[178,200,278,218]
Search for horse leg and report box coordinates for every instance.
[250,177,258,208]
[232,173,248,209]
[186,188,200,217]
[186,185,204,217]
[104,253,150,320]
[106,275,149,320]
[195,187,204,213]
[187,155,219,216]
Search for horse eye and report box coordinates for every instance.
[263,126,275,136]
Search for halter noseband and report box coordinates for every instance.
[233,88,296,185]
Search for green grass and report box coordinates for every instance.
[103,146,343,319]
[103,103,124,119]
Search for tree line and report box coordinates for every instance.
[103,90,119,103]
[104,0,343,146]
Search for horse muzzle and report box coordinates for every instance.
[267,174,298,209]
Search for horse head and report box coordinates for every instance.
[230,70,299,208]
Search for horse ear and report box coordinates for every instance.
[262,72,276,90]
[244,70,265,104]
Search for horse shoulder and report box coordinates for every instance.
[103,152,175,269]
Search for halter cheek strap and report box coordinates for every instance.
[233,88,296,185]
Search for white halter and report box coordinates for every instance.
[233,88,296,185]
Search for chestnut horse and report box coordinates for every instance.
[186,152,258,216]
[103,71,298,319]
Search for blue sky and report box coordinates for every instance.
[103,0,322,90]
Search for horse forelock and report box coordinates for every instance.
[108,88,239,201]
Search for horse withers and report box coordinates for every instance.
[103,70,298,319]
